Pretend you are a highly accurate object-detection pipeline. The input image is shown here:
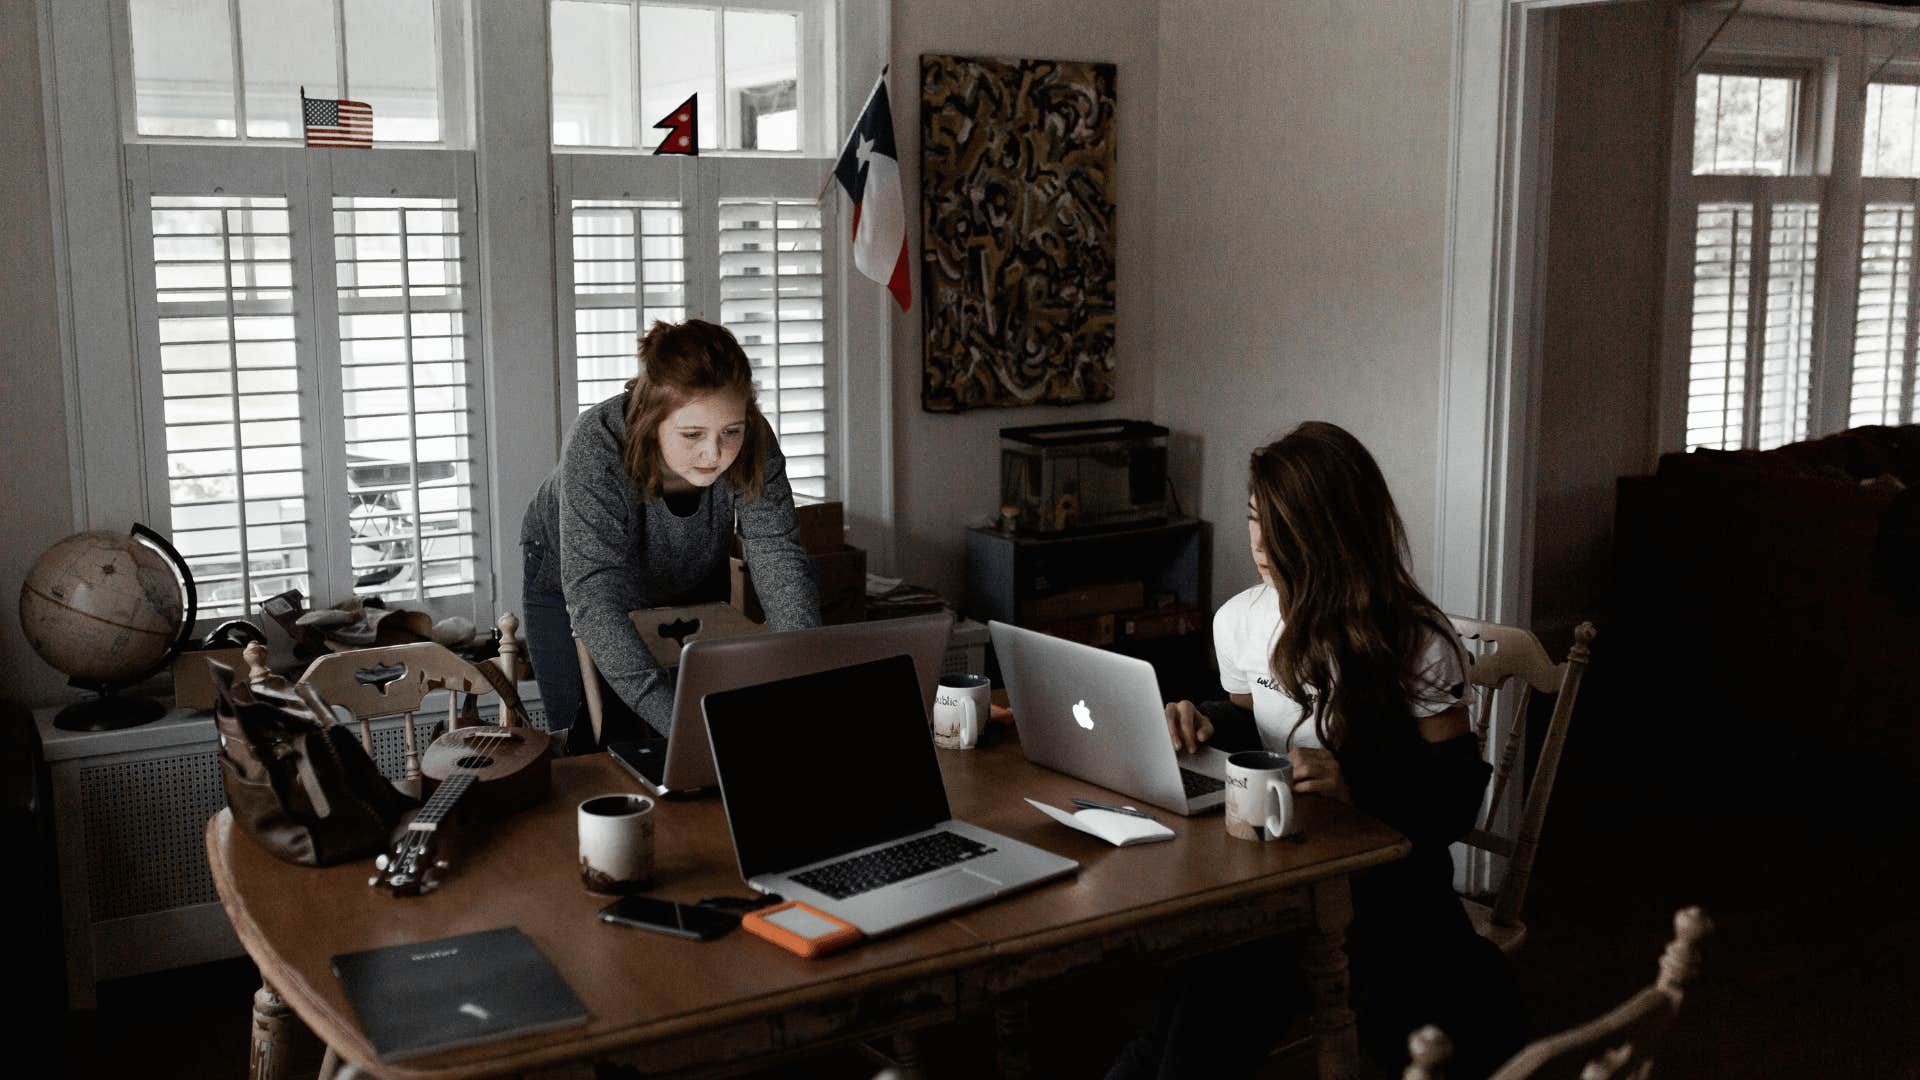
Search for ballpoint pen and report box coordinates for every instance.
[1072,797,1157,820]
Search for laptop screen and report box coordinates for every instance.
[703,654,953,880]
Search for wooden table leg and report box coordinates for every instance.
[1306,877,1360,1080]
[249,979,293,1080]
[994,995,1032,1079]
[889,1032,928,1080]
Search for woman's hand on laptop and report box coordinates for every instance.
[1165,701,1213,754]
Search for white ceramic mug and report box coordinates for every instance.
[1224,750,1298,842]
[578,793,655,894]
[932,674,990,750]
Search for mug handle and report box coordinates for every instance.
[959,695,981,747]
[1265,778,1295,839]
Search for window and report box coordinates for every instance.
[1676,70,1819,451]
[549,1,812,152]
[551,1,838,494]
[1853,82,1920,427]
[49,1,862,635]
[117,3,484,621]
[1665,28,1920,453]
[126,0,453,143]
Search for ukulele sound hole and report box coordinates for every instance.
[454,754,496,770]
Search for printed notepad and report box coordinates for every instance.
[1026,798,1174,846]
[332,927,588,1061]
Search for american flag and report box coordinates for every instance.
[302,91,373,149]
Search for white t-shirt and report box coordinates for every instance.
[1212,584,1468,754]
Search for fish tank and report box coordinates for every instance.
[999,419,1170,534]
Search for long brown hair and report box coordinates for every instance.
[1249,422,1459,752]
[621,319,769,501]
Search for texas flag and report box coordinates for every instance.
[833,67,911,312]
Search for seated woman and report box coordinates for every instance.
[519,319,819,750]
[1113,422,1523,1079]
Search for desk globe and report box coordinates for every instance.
[18,524,197,730]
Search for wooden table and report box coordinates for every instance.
[208,728,1408,1080]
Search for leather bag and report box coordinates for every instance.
[210,661,417,866]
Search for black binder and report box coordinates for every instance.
[331,927,588,1061]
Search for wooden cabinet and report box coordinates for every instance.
[965,518,1211,661]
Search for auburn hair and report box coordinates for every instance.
[621,319,769,501]
[1248,422,1461,752]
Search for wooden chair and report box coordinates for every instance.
[1448,616,1596,955]
[1402,907,1713,1080]
[240,617,530,1080]
[295,613,529,797]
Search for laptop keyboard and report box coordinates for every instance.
[1181,767,1226,798]
[791,831,997,900]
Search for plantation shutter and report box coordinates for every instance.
[141,193,311,618]
[718,197,827,498]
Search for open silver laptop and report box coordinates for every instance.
[989,620,1231,816]
[702,654,1078,936]
[607,612,952,797]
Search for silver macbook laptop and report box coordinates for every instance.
[989,620,1231,816]
[608,612,952,797]
[702,654,1078,937]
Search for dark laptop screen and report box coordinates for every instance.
[703,654,952,880]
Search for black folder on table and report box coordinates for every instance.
[331,927,588,1061]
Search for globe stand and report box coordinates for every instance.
[55,685,168,732]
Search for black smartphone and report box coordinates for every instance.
[597,896,739,941]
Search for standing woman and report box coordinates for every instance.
[1115,422,1522,1079]
[519,319,819,749]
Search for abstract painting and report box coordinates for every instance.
[920,54,1117,412]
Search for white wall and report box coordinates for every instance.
[888,0,1161,601]
[1,0,79,706]
[1149,0,1459,602]
[1531,1,1670,652]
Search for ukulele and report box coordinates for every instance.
[371,722,551,896]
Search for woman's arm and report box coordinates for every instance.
[557,423,675,735]
[735,439,821,632]
[1340,703,1489,847]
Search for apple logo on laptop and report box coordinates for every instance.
[1072,699,1095,729]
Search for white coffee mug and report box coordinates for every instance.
[578,793,655,894]
[1224,750,1298,842]
[932,674,990,750]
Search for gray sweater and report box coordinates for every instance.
[521,396,820,734]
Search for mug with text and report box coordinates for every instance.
[1224,750,1298,842]
[932,674,990,750]
[578,793,655,894]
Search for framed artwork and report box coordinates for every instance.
[920,53,1118,412]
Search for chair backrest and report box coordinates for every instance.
[1403,907,1714,1080]
[1448,616,1596,929]
[297,613,528,790]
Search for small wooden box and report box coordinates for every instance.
[793,500,846,554]
[172,647,249,711]
[731,544,868,626]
